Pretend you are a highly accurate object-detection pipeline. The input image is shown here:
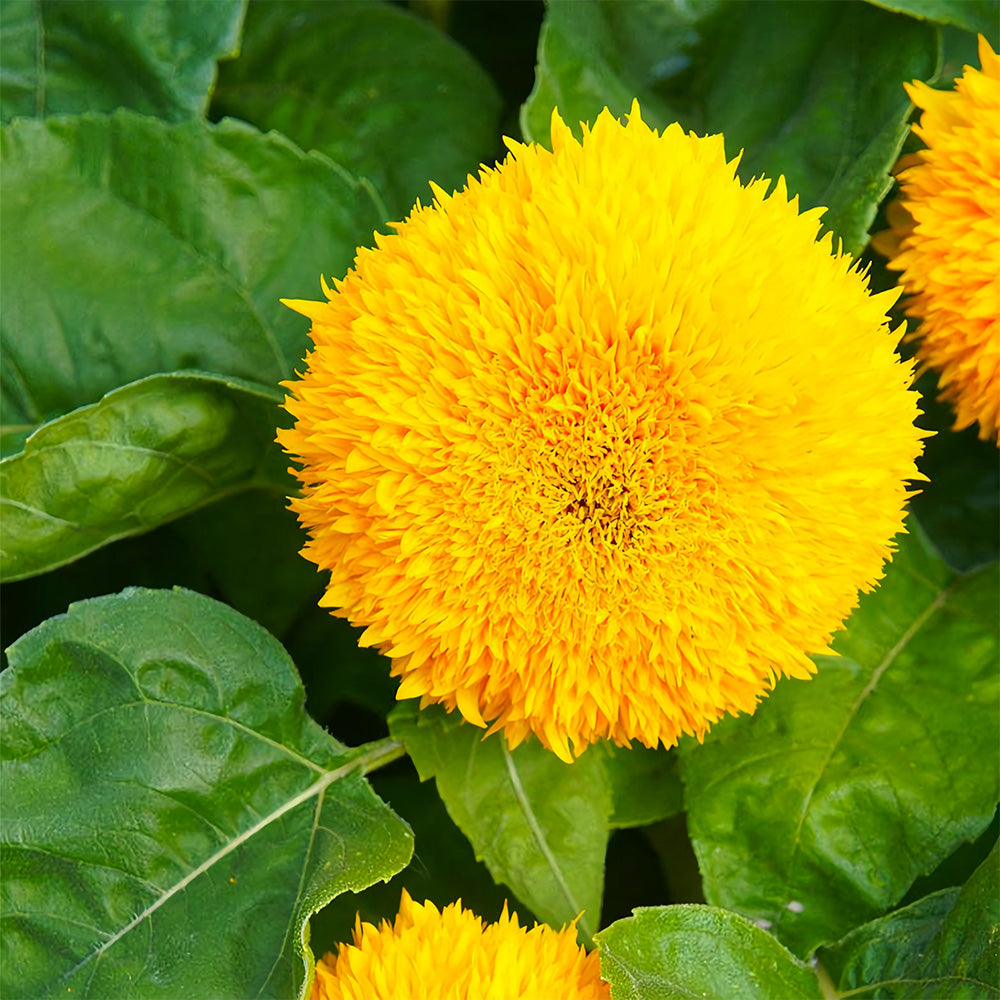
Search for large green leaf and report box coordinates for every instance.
[0,373,289,581]
[310,760,534,954]
[595,905,823,1000]
[388,702,611,941]
[680,524,1000,955]
[0,0,245,123]
[521,0,712,144]
[0,587,413,1000]
[522,0,938,254]
[212,0,502,221]
[867,0,1000,39]
[821,842,1000,998]
[0,110,382,433]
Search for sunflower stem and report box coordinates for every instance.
[354,737,408,775]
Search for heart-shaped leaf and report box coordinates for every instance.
[681,524,1000,954]
[0,587,413,1000]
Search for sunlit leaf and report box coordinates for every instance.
[0,373,289,581]
[0,110,382,434]
[681,524,1000,955]
[212,0,502,221]
[522,0,938,254]
[388,702,610,941]
[821,842,1000,998]
[0,588,413,1000]
[595,905,823,1000]
[0,0,246,123]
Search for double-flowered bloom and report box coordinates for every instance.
[874,36,1000,442]
[280,101,923,760]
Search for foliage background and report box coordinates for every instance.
[1,1,998,998]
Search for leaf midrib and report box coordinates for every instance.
[56,762,352,987]
[501,742,592,938]
[777,581,954,932]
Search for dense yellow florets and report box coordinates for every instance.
[280,101,924,761]
[873,35,1000,441]
[310,891,609,1000]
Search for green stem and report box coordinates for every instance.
[815,960,840,1000]
[355,737,407,775]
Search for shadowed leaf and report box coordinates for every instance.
[212,0,502,221]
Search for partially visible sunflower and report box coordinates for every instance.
[280,100,924,761]
[309,890,609,1000]
[872,35,1000,441]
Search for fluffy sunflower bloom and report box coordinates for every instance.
[280,101,924,761]
[871,35,1000,441]
[310,890,609,1000]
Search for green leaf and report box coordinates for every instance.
[163,487,322,642]
[310,760,533,953]
[522,0,938,254]
[0,372,289,582]
[388,702,611,941]
[0,110,383,432]
[867,0,1000,39]
[0,587,413,1000]
[821,888,963,995]
[599,743,684,829]
[821,842,1000,998]
[520,0,703,147]
[595,905,823,1000]
[680,524,1000,955]
[212,0,502,221]
[0,0,246,123]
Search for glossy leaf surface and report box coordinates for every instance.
[212,0,502,221]
[0,110,382,434]
[0,0,245,122]
[0,588,413,1000]
[596,905,823,1000]
[522,0,937,254]
[388,702,610,941]
[821,842,1000,997]
[681,525,1000,954]
[0,373,288,581]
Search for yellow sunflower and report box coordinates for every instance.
[872,35,1000,441]
[310,890,609,1000]
[280,101,924,761]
